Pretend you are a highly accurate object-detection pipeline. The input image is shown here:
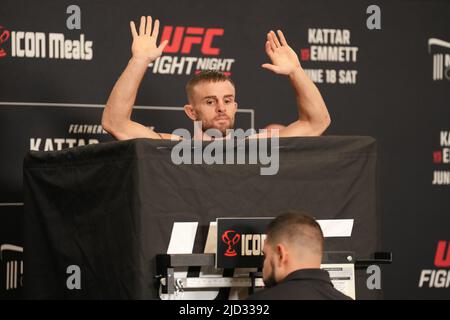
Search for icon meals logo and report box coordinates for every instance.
[221,230,266,257]
[0,25,10,57]
[0,24,93,60]
[221,230,240,257]
[149,25,235,75]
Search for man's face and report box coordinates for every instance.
[188,81,237,135]
[262,239,278,288]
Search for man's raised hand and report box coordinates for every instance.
[262,30,301,76]
[130,16,168,63]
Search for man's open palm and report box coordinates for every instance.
[262,30,301,76]
[130,16,168,62]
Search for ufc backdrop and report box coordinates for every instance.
[0,0,449,299]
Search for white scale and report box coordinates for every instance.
[161,276,265,289]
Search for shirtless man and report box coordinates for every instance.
[102,16,331,140]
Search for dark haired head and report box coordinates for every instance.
[266,210,324,255]
[185,70,235,104]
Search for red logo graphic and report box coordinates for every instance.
[221,230,240,257]
[160,26,224,55]
[434,240,450,267]
[433,151,442,164]
[0,25,10,58]
[300,48,310,61]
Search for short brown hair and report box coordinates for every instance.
[266,210,324,255]
[185,70,235,103]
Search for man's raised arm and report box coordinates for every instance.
[261,30,331,137]
[102,16,168,140]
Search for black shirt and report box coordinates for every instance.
[247,268,353,300]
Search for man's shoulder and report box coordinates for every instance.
[247,281,302,300]
[246,286,283,300]
[247,277,352,300]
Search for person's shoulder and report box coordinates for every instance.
[247,283,293,300]
[330,287,353,300]
[247,277,353,300]
[246,287,277,300]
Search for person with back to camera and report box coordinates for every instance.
[248,211,352,300]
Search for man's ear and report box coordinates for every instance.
[276,244,289,267]
[184,104,197,121]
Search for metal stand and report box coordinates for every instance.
[155,251,393,297]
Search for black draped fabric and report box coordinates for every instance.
[23,136,378,299]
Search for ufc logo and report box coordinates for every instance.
[434,240,450,267]
[160,26,224,55]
